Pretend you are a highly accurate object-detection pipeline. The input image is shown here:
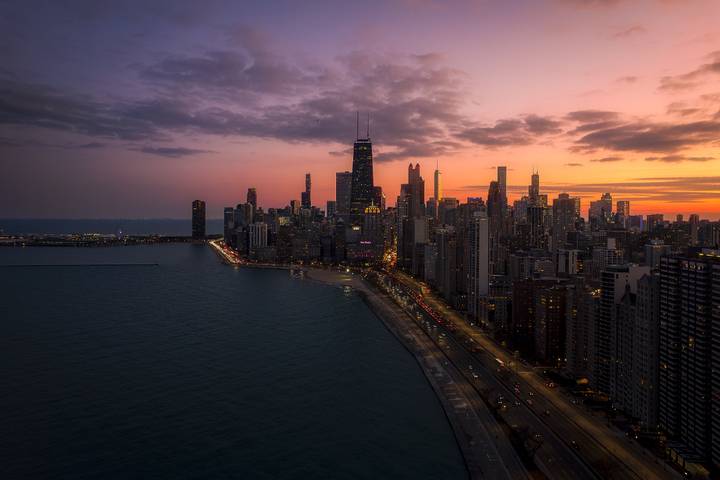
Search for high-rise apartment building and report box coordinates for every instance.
[659,254,720,468]
[301,173,311,209]
[594,264,649,395]
[497,165,507,211]
[192,200,206,240]
[335,171,352,215]
[434,162,443,203]
[616,200,630,218]
[467,211,489,320]
[552,193,576,251]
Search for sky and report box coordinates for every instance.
[1,0,719,219]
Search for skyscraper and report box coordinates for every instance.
[468,211,489,319]
[497,166,507,211]
[616,200,630,218]
[589,193,613,226]
[689,213,700,246]
[246,188,257,209]
[595,264,649,395]
[350,115,374,214]
[552,193,576,251]
[301,173,311,209]
[223,206,234,245]
[434,161,443,203]
[407,163,425,218]
[335,171,352,215]
[658,254,720,468]
[191,200,206,240]
[529,171,540,203]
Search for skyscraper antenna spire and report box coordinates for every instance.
[356,111,359,140]
[366,112,370,139]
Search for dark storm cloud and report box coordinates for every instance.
[135,146,214,157]
[659,50,720,92]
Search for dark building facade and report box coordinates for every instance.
[192,200,206,239]
[659,254,720,468]
[301,173,311,209]
[350,137,374,214]
[336,171,353,215]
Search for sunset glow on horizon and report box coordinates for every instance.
[2,0,719,219]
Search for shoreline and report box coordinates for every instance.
[208,250,527,479]
[303,267,527,480]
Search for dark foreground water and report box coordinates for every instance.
[0,244,465,479]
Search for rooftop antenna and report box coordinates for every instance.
[366,112,370,139]
[356,111,359,140]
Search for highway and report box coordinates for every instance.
[390,270,680,480]
[356,276,531,480]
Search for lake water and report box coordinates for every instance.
[0,244,466,479]
[0,218,223,236]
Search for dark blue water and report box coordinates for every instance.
[0,218,223,236]
[0,244,466,479]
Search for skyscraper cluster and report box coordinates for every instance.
[207,117,720,474]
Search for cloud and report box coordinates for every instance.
[565,110,620,123]
[613,26,646,39]
[572,118,720,153]
[666,102,701,117]
[0,47,469,162]
[565,162,583,167]
[644,155,714,163]
[138,44,329,98]
[135,146,214,158]
[0,135,106,150]
[659,50,720,92]
[462,176,720,204]
[558,0,624,6]
[456,115,561,147]
[590,156,623,162]
[615,76,638,84]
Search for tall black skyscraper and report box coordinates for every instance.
[350,113,374,214]
[192,200,206,239]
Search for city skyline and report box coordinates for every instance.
[2,0,720,219]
